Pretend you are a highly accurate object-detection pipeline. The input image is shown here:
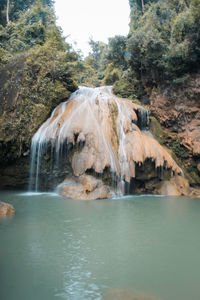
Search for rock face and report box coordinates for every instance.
[150,75,200,186]
[156,175,190,196]
[0,202,15,216]
[29,86,188,199]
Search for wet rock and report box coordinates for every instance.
[0,202,15,216]
[59,175,111,200]
[32,86,182,196]
[156,175,192,197]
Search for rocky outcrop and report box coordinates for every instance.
[30,86,188,199]
[59,175,111,200]
[154,175,200,197]
[149,75,200,186]
[0,202,15,216]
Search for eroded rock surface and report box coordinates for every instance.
[150,76,200,185]
[59,175,111,200]
[0,201,15,216]
[29,86,196,199]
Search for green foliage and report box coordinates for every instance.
[106,35,127,68]
[170,139,189,159]
[120,0,200,98]
[0,0,82,164]
[0,46,12,67]
[0,0,54,26]
[104,64,121,85]
[0,2,56,54]
[77,38,108,87]
[80,35,128,87]
[0,44,78,162]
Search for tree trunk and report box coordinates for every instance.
[6,0,10,24]
[141,0,144,12]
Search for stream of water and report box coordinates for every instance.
[0,191,200,300]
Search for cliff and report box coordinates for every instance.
[149,74,200,186]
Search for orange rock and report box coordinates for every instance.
[157,175,191,196]
[59,175,111,200]
[0,201,15,216]
[34,86,182,187]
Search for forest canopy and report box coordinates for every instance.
[79,0,200,99]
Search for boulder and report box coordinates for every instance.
[0,201,15,216]
[156,175,194,197]
[59,175,111,200]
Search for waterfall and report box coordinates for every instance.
[28,86,182,197]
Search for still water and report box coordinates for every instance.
[0,191,200,300]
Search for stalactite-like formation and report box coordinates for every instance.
[29,86,183,199]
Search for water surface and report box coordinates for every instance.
[0,191,200,300]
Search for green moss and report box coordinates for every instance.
[149,116,169,144]
[170,139,189,159]
[186,162,200,184]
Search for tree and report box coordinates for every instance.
[106,35,127,68]
[6,0,9,24]
[0,0,54,26]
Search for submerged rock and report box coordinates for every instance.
[0,201,15,216]
[103,289,158,300]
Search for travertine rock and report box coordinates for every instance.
[59,175,111,200]
[30,86,195,198]
[0,201,15,216]
[33,86,182,186]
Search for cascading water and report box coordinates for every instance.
[29,86,183,199]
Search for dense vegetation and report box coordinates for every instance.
[81,0,200,99]
[0,0,80,169]
[0,0,199,187]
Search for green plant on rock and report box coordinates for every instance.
[170,139,189,159]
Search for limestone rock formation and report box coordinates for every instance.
[156,175,190,197]
[30,86,187,199]
[59,175,111,200]
[0,202,15,216]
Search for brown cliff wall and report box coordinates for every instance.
[148,74,200,186]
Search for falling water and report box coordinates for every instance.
[28,86,181,196]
